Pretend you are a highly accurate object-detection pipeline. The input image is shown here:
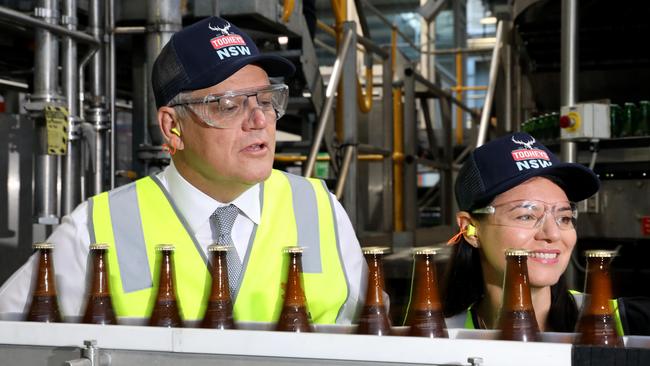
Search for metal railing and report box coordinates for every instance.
[304,29,354,178]
[0,6,99,46]
[476,21,504,147]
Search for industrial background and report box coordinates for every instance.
[0,0,649,363]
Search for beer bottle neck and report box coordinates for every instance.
[284,253,306,306]
[209,251,231,300]
[90,250,110,295]
[364,254,385,306]
[412,254,441,306]
[502,256,534,311]
[35,249,56,295]
[157,252,176,298]
[585,257,614,312]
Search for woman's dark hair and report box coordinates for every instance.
[442,238,484,317]
[442,239,579,330]
[548,273,580,332]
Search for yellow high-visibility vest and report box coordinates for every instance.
[452,292,624,335]
[89,170,349,323]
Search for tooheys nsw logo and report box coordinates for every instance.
[510,136,552,171]
[208,22,251,60]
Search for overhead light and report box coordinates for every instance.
[480,16,497,25]
[468,37,496,49]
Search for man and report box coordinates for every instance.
[0,16,367,325]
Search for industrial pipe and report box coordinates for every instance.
[455,51,464,144]
[0,5,99,46]
[282,0,295,23]
[334,145,355,200]
[411,71,479,118]
[146,0,182,147]
[87,0,109,195]
[213,0,220,16]
[108,0,116,188]
[304,29,354,177]
[29,0,61,225]
[391,27,404,232]
[560,0,578,164]
[476,21,504,147]
[61,0,81,215]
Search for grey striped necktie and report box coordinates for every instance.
[211,204,242,296]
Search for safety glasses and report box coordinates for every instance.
[472,200,578,230]
[169,84,289,129]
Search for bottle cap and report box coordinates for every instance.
[504,248,530,257]
[412,246,441,255]
[156,244,176,251]
[283,246,304,254]
[583,249,617,258]
[207,243,230,252]
[89,243,109,250]
[32,242,54,250]
[361,246,391,255]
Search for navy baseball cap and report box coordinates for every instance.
[152,16,296,108]
[455,132,600,211]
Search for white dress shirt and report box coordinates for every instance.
[0,162,367,324]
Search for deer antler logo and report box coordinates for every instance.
[511,135,536,150]
[208,21,231,35]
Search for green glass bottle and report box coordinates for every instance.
[532,115,543,140]
[550,112,560,140]
[542,114,553,141]
[521,119,531,134]
[621,102,637,137]
[610,104,622,138]
[638,101,650,136]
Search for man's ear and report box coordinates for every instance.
[456,212,480,248]
[158,106,184,151]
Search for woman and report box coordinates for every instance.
[443,132,600,332]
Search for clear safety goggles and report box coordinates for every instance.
[169,84,289,129]
[472,199,578,231]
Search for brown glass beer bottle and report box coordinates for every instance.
[201,244,235,329]
[407,247,447,338]
[148,244,183,328]
[575,250,624,347]
[82,243,117,325]
[498,248,539,342]
[276,247,312,332]
[26,242,62,322]
[356,246,392,336]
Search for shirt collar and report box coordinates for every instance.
[162,161,262,233]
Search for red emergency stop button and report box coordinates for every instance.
[642,216,650,236]
[559,115,573,128]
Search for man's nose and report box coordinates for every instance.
[242,96,267,130]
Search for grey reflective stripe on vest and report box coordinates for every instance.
[282,172,322,273]
[106,182,152,293]
[445,311,471,329]
[571,291,585,309]
[87,198,96,244]
[323,180,352,324]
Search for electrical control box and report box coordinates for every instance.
[560,103,611,139]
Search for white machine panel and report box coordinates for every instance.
[560,103,611,139]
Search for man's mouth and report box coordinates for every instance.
[243,143,266,151]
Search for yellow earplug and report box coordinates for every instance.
[466,224,477,237]
[171,127,181,137]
